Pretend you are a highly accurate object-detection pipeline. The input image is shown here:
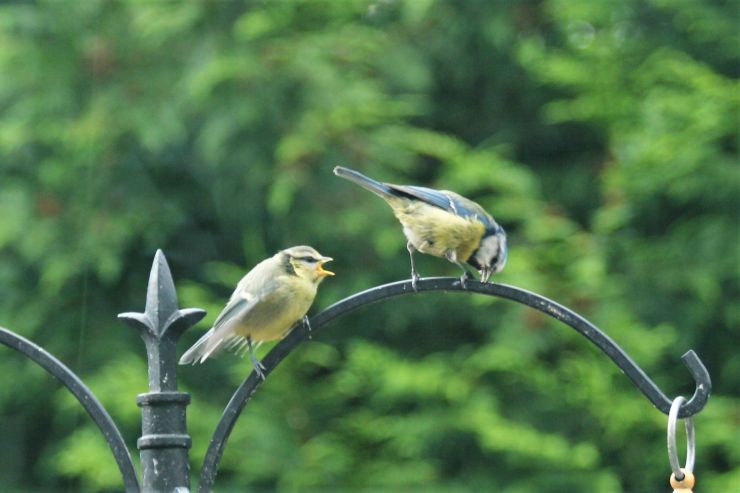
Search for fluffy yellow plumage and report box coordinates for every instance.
[179,245,334,379]
[393,200,486,263]
[334,166,507,286]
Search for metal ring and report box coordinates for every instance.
[667,396,695,480]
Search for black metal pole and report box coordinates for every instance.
[119,250,205,492]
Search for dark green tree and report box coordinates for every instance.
[0,1,736,491]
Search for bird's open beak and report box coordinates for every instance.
[316,257,335,277]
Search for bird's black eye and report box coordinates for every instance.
[296,256,317,263]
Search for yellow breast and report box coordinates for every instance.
[393,201,485,262]
[233,277,317,342]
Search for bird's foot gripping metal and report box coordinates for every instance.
[445,250,472,289]
[407,241,421,292]
[454,271,472,289]
[303,315,312,340]
[410,272,421,291]
[251,357,266,381]
[246,336,266,380]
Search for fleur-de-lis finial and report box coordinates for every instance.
[118,249,205,391]
[118,249,205,491]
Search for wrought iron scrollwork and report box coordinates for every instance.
[0,327,141,493]
[197,277,711,492]
[0,252,713,492]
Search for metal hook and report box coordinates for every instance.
[672,351,712,418]
[667,396,696,481]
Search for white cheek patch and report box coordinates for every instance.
[474,236,501,268]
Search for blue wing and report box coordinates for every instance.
[388,184,496,228]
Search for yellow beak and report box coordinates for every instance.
[316,257,334,277]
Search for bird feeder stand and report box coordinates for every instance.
[0,250,712,492]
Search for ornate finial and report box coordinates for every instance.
[118,250,206,391]
[119,249,206,341]
[118,250,203,490]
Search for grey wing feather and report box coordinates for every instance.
[178,328,215,365]
[333,166,396,200]
[212,294,253,330]
[178,296,259,364]
[178,270,284,365]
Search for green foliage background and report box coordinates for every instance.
[0,0,737,492]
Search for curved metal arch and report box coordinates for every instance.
[0,327,140,493]
[197,277,712,492]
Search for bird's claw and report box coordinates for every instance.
[247,337,266,380]
[411,272,420,291]
[252,360,266,381]
[456,271,471,289]
[303,315,312,340]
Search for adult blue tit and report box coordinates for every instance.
[179,246,334,379]
[334,166,507,287]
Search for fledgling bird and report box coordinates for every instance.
[178,246,334,379]
[333,166,507,287]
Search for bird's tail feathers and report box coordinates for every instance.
[333,166,396,201]
[178,328,223,365]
